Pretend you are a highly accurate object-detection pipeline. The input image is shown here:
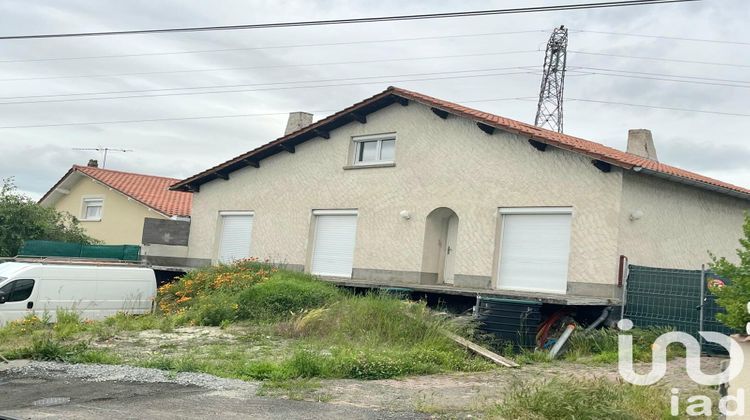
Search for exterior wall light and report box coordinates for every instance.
[399,210,411,220]
[629,209,644,221]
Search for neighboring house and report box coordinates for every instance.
[171,86,750,304]
[40,162,194,267]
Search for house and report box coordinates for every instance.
[170,86,750,304]
[40,161,194,267]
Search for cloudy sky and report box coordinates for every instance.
[0,0,748,199]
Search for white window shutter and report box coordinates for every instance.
[311,214,358,278]
[498,213,572,294]
[218,214,254,263]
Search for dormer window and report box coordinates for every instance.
[352,134,396,166]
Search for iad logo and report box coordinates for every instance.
[618,317,748,417]
[617,318,744,386]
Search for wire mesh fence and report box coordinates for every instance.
[623,264,734,354]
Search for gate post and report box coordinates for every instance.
[699,264,706,348]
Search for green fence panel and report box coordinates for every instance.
[121,245,142,261]
[624,265,702,337]
[19,240,141,261]
[624,264,733,354]
[19,240,82,257]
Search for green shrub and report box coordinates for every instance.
[53,309,84,339]
[286,349,328,378]
[495,378,671,420]
[236,273,342,321]
[239,361,286,380]
[180,292,238,326]
[157,259,276,314]
[68,348,122,364]
[10,333,88,362]
[709,213,750,331]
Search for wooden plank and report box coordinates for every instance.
[403,310,518,368]
[444,331,519,368]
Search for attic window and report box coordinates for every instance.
[81,198,103,221]
[352,134,396,166]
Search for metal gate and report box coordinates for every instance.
[622,264,734,354]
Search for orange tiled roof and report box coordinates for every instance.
[71,165,192,217]
[172,86,750,199]
[394,87,750,197]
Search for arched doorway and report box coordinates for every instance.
[421,208,459,285]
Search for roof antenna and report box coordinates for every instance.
[72,147,133,168]
[534,25,568,133]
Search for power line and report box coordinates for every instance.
[0,30,545,64]
[0,94,744,130]
[572,28,750,46]
[572,66,750,84]
[569,50,750,69]
[0,97,536,129]
[0,65,540,100]
[0,50,540,82]
[569,68,750,89]
[0,70,540,105]
[5,63,745,103]
[567,97,750,117]
[0,1,699,40]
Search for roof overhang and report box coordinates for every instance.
[171,86,636,193]
[39,167,81,207]
[636,167,750,200]
[171,88,403,192]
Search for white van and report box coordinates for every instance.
[0,261,156,325]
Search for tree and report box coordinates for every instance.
[709,213,750,332]
[0,177,97,257]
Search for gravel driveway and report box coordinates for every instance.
[0,361,423,420]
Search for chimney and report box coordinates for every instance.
[87,159,99,167]
[626,129,658,161]
[284,112,313,136]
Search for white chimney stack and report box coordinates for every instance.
[626,129,658,161]
[284,112,313,136]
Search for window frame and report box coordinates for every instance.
[80,197,104,221]
[351,134,396,166]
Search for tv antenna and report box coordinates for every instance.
[72,147,133,168]
[534,25,568,133]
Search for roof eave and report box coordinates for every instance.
[170,88,402,191]
[637,167,750,201]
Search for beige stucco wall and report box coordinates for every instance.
[617,171,748,269]
[53,175,169,245]
[188,101,625,293]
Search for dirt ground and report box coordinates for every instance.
[87,326,724,416]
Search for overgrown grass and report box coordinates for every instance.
[505,325,687,365]
[134,294,491,381]
[563,326,686,363]
[258,378,331,402]
[236,274,343,322]
[0,262,490,382]
[493,378,673,420]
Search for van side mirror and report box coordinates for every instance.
[0,292,7,304]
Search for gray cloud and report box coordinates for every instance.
[0,0,748,196]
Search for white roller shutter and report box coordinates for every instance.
[497,210,572,294]
[218,212,254,263]
[311,212,358,278]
